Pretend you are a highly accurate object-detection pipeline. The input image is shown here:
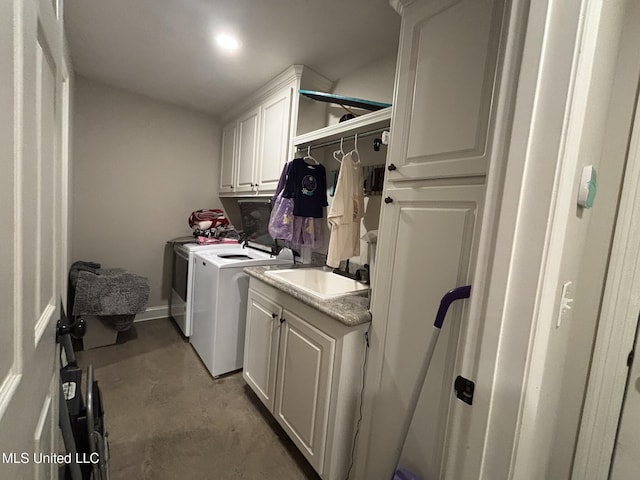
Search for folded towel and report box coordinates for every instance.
[72,268,150,316]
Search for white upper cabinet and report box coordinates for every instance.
[235,106,261,193]
[386,0,502,182]
[219,121,237,194]
[219,65,332,197]
[258,85,294,191]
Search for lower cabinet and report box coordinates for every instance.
[275,308,335,473]
[243,278,369,480]
[243,290,281,411]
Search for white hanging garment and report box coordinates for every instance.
[326,150,364,268]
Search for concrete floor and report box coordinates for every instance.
[76,318,321,480]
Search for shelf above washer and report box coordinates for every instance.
[293,107,392,150]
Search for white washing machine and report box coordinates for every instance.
[171,242,242,337]
[190,246,289,377]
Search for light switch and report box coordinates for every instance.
[557,281,574,328]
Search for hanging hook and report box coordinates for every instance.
[333,137,344,163]
[352,133,361,164]
[304,145,319,165]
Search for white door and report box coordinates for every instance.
[275,308,335,475]
[604,56,640,480]
[610,324,640,479]
[257,86,292,192]
[219,121,237,194]
[0,0,69,478]
[242,289,282,411]
[235,106,260,193]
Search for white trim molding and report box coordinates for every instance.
[510,0,607,476]
[34,302,56,346]
[572,57,640,480]
[0,372,22,422]
[134,305,170,323]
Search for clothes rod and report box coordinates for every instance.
[295,127,389,152]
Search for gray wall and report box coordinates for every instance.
[327,54,397,126]
[71,76,222,309]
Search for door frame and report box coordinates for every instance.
[571,45,640,480]
[59,40,71,312]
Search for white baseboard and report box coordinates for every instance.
[134,305,170,323]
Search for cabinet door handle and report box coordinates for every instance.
[388,163,397,171]
[384,196,394,204]
[271,312,277,319]
[280,317,285,324]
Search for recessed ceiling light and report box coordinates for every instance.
[216,33,241,51]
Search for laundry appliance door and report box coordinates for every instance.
[170,245,189,335]
[190,254,221,376]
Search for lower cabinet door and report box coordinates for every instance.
[243,289,281,411]
[275,308,336,474]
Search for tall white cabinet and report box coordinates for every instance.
[356,0,512,479]
[219,65,332,196]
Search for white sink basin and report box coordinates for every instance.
[265,268,368,300]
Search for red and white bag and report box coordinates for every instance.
[188,209,229,230]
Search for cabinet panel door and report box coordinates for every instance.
[243,289,281,411]
[365,182,484,479]
[257,86,292,192]
[386,0,505,181]
[219,122,237,194]
[276,309,336,474]
[235,106,260,193]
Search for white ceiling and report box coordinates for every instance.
[64,0,401,118]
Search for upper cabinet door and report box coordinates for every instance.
[386,0,505,182]
[219,122,237,194]
[235,106,261,193]
[257,86,293,192]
